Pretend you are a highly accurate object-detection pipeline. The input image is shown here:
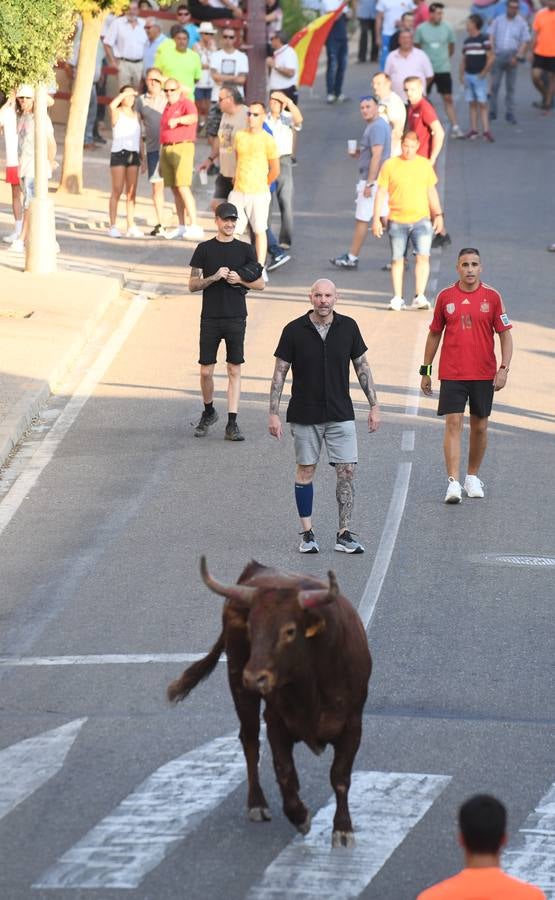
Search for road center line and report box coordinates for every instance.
[0,290,151,538]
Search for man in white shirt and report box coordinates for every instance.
[384,29,433,99]
[104,1,147,89]
[376,0,415,68]
[143,18,168,76]
[268,32,299,102]
[265,90,303,269]
[372,71,406,155]
[206,30,249,164]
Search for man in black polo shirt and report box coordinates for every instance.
[268,278,381,553]
[189,201,264,441]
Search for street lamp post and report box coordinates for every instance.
[26,83,57,274]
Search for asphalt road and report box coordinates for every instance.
[1,57,554,900]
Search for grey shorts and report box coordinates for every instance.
[290,421,358,466]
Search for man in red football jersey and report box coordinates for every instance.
[420,248,513,504]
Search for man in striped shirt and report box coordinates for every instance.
[489,0,530,124]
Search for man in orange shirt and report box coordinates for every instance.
[417,794,546,899]
[531,0,555,113]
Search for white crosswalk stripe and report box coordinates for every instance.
[0,719,86,822]
[246,771,451,900]
[33,731,247,890]
[504,781,555,898]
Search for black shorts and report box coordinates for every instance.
[438,379,495,418]
[206,103,222,137]
[110,149,140,167]
[533,53,555,73]
[213,173,233,200]
[428,72,452,95]
[199,316,246,365]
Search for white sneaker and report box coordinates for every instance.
[2,230,21,244]
[262,267,269,283]
[108,226,122,238]
[411,294,431,310]
[464,474,485,498]
[126,225,144,238]
[388,295,406,311]
[164,225,186,240]
[451,124,463,138]
[8,238,25,253]
[444,477,462,504]
[183,224,204,241]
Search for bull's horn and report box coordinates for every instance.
[298,570,339,609]
[200,556,256,606]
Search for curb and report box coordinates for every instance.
[0,273,125,470]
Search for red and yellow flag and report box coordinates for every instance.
[290,2,348,88]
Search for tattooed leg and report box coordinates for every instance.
[335,463,355,533]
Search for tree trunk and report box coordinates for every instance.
[58,12,105,194]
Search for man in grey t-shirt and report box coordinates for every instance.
[135,67,167,235]
[331,95,391,270]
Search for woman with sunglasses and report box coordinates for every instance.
[108,85,143,238]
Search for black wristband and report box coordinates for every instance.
[420,364,432,376]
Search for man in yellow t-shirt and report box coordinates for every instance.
[155,27,201,99]
[372,130,443,310]
[417,794,546,900]
[228,101,280,269]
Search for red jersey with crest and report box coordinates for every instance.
[430,281,512,380]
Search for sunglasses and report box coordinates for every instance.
[223,34,235,39]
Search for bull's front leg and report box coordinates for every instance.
[228,666,271,822]
[265,706,311,835]
[330,716,362,848]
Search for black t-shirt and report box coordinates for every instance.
[189,238,257,319]
[274,312,368,424]
[463,34,491,74]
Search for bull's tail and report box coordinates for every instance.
[167,634,225,703]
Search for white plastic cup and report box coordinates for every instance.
[347,139,357,154]
[199,168,208,186]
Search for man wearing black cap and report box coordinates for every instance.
[189,202,265,441]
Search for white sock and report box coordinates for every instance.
[15,219,23,235]
[348,253,357,261]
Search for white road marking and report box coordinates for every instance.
[358,462,412,630]
[504,782,555,898]
[482,555,555,568]
[34,731,247,890]
[0,290,151,538]
[0,653,225,667]
[0,719,86,822]
[247,771,451,900]
[401,430,415,452]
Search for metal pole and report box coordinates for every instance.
[26,83,57,274]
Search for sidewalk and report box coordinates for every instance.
[0,265,122,467]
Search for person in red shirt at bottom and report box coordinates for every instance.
[404,76,451,249]
[417,794,546,899]
[159,78,204,241]
[420,247,513,504]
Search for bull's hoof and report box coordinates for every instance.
[249,806,272,822]
[297,811,312,836]
[332,830,355,848]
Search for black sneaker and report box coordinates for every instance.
[224,421,245,441]
[267,252,291,272]
[93,133,107,145]
[149,224,163,237]
[193,408,218,437]
[299,529,319,553]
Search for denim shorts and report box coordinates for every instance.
[21,176,35,209]
[146,150,160,180]
[464,72,489,103]
[388,218,433,260]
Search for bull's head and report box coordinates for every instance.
[200,557,339,696]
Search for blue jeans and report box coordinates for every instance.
[490,53,518,117]
[326,16,348,97]
[85,83,98,143]
[379,33,392,71]
[272,155,293,246]
[388,218,433,260]
[267,226,281,257]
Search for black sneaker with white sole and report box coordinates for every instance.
[334,530,365,553]
[267,252,291,272]
[299,529,319,553]
[193,408,218,437]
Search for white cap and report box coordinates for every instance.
[199,22,216,34]
[17,84,34,99]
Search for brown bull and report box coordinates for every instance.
[167,557,372,847]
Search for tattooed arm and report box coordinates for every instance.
[268,357,291,439]
[353,353,381,433]
[189,266,230,293]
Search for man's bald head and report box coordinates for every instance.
[309,279,337,320]
[310,278,337,297]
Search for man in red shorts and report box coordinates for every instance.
[420,248,513,504]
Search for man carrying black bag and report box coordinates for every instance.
[189,202,265,441]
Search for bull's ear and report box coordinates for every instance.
[298,570,339,609]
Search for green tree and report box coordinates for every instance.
[0,0,75,92]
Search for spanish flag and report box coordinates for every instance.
[290,2,348,88]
